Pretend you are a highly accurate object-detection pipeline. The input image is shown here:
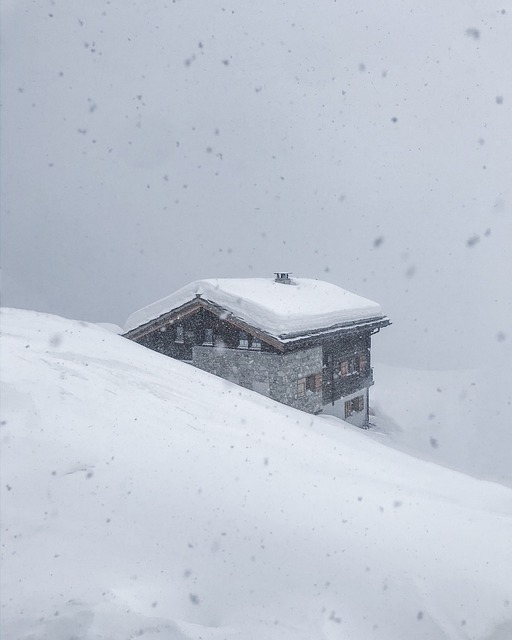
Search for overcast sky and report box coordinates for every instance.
[1,0,511,370]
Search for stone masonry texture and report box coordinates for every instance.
[192,345,323,413]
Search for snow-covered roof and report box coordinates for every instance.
[124,278,386,339]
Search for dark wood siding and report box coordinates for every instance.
[134,308,280,360]
[321,331,373,404]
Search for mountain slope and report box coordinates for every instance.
[1,308,511,639]
[369,363,512,487]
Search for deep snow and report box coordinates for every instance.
[1,308,511,640]
[369,363,512,488]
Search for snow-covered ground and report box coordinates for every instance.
[370,363,512,488]
[1,308,512,640]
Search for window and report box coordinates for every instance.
[251,338,261,351]
[203,328,214,345]
[354,395,364,411]
[341,356,367,375]
[239,331,249,349]
[345,395,365,418]
[175,325,184,343]
[298,373,322,396]
[307,373,323,392]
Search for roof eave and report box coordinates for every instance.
[278,316,391,347]
[123,297,390,352]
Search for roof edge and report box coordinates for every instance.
[123,297,390,350]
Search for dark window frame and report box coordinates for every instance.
[345,395,365,417]
[298,372,323,396]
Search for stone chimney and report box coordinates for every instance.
[274,272,292,284]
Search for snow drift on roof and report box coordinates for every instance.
[123,278,385,337]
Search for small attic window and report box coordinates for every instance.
[203,328,214,345]
[239,331,249,349]
[251,338,261,351]
[175,325,184,343]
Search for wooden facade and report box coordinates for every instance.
[130,303,282,361]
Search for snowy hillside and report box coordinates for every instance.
[370,364,512,488]
[1,308,512,640]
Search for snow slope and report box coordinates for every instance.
[1,308,512,640]
[369,363,512,488]
[123,278,385,337]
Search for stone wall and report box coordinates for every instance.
[269,346,323,413]
[192,345,324,413]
